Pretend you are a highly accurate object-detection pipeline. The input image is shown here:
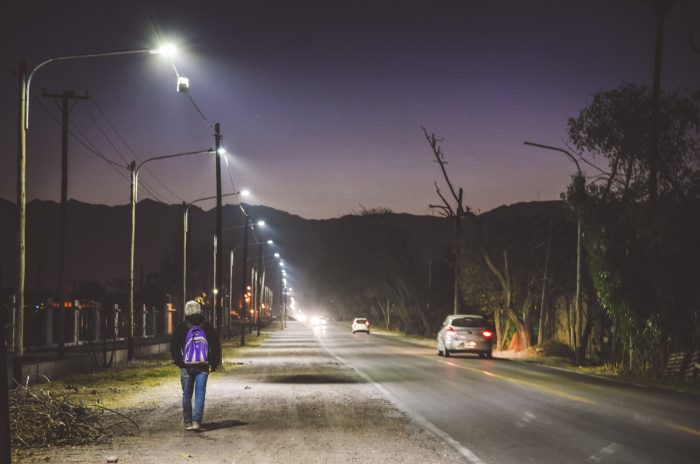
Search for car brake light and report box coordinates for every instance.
[482,330,493,338]
[365,321,370,326]
[446,327,455,332]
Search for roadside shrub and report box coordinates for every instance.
[539,340,575,360]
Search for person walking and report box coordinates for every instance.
[170,300,222,431]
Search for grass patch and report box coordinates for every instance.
[35,332,270,409]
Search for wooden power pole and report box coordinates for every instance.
[43,90,89,359]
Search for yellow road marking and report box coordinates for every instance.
[432,357,597,405]
[664,421,700,437]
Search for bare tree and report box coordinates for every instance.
[424,128,532,350]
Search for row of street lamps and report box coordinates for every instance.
[4,43,185,464]
[3,42,295,462]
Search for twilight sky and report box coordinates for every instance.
[1,0,698,219]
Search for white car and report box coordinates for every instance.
[352,318,370,334]
[437,314,493,358]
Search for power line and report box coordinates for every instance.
[29,69,172,202]
[30,90,128,177]
[30,90,168,202]
[88,99,185,202]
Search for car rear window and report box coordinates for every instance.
[451,317,484,328]
[355,319,367,324]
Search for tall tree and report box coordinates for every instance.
[567,84,700,372]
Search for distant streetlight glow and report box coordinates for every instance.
[256,220,266,227]
[267,239,274,245]
[274,252,280,258]
[240,189,251,197]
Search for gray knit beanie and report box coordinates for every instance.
[184,300,202,316]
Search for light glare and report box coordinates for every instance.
[155,44,177,57]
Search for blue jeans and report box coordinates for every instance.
[180,367,209,424]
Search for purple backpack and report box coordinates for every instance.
[183,321,209,365]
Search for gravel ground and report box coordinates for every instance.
[16,323,465,464]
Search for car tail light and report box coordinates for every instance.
[482,330,493,339]
[446,326,456,338]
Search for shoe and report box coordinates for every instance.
[191,422,202,431]
[184,422,193,430]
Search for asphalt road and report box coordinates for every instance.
[313,322,700,464]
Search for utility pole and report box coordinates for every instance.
[239,210,249,345]
[212,234,217,324]
[453,188,464,315]
[15,60,27,359]
[128,162,136,361]
[182,201,187,320]
[43,90,88,359]
[538,217,553,346]
[228,249,234,337]
[257,241,263,336]
[214,123,223,334]
[649,0,674,206]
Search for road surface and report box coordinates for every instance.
[315,321,700,464]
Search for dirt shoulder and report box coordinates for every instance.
[15,323,465,464]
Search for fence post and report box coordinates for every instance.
[44,302,53,347]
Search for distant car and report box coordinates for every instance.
[437,314,493,358]
[352,318,370,334]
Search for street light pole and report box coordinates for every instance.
[128,149,214,361]
[14,45,177,361]
[228,248,234,337]
[524,141,584,361]
[239,212,249,346]
[257,241,263,336]
[181,191,243,327]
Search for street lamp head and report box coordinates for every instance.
[217,147,226,155]
[240,189,251,197]
[153,44,177,57]
[274,252,280,258]
[256,220,266,227]
[267,239,274,245]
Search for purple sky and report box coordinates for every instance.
[2,0,698,219]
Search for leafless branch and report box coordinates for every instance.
[422,126,461,204]
[433,181,455,216]
[429,205,452,217]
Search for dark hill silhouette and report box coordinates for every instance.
[0,197,568,316]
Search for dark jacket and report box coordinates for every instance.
[170,314,222,369]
